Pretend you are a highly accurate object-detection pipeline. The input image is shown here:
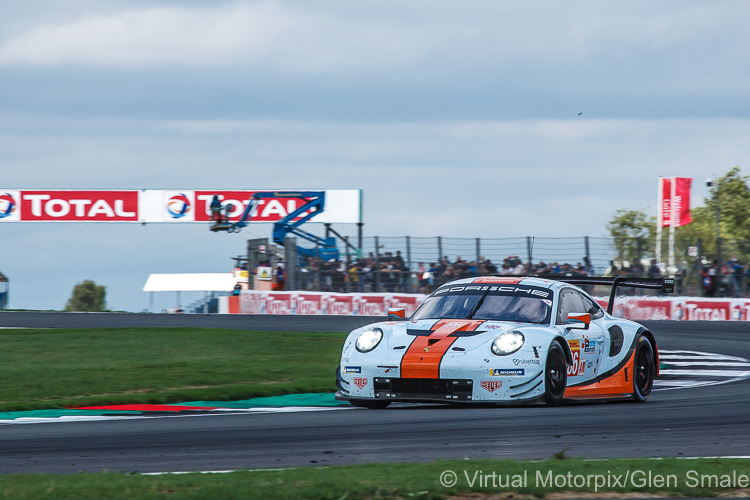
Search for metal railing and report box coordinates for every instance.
[289,235,617,294]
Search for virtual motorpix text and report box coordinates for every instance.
[439,469,750,491]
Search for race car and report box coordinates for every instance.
[335,275,674,407]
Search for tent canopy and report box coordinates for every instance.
[143,273,236,292]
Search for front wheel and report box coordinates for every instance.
[633,335,656,402]
[544,341,568,406]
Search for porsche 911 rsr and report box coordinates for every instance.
[335,276,673,408]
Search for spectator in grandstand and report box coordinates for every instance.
[361,257,375,291]
[454,256,471,278]
[394,251,408,291]
[273,263,286,291]
[583,257,595,276]
[535,261,548,275]
[417,262,431,291]
[647,259,661,279]
[486,259,498,275]
[349,259,363,292]
[702,266,713,297]
[707,260,719,297]
[730,258,744,297]
[439,262,457,285]
[333,260,347,292]
[629,259,644,278]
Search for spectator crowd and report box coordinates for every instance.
[257,252,750,298]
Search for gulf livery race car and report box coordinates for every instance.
[336,276,674,407]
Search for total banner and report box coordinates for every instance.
[221,292,750,321]
[222,291,425,316]
[0,189,362,224]
[606,297,750,322]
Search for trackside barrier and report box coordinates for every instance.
[221,291,425,316]
[219,293,750,321]
[606,296,750,322]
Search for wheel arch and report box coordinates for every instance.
[552,335,573,366]
[637,328,659,377]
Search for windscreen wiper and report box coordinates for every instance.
[468,287,491,319]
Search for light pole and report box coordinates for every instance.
[706,176,722,268]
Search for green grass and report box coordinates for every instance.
[0,328,346,412]
[1,458,750,499]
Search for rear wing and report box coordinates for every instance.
[549,276,675,315]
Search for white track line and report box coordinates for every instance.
[661,350,749,362]
[659,369,750,377]
[660,354,747,361]
[659,361,750,367]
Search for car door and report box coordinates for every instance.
[555,288,605,385]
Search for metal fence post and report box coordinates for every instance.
[357,222,363,258]
[526,236,532,269]
[584,236,590,264]
[476,237,481,264]
[374,235,380,292]
[697,238,703,297]
[344,236,351,293]
[284,236,297,290]
[437,236,443,264]
[406,236,412,293]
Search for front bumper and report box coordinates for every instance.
[336,369,545,404]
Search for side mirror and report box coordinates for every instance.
[566,312,590,330]
[387,308,407,321]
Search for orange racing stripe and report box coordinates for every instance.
[472,277,525,284]
[401,320,485,379]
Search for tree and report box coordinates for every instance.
[65,280,107,312]
[606,209,656,262]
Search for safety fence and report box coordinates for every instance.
[355,236,614,273]
[291,235,615,294]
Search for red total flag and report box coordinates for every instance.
[660,177,692,228]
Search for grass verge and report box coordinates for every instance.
[0,328,346,412]
[1,458,750,499]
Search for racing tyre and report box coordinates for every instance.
[544,341,567,406]
[349,399,391,409]
[633,334,655,402]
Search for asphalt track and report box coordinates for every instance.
[0,312,749,474]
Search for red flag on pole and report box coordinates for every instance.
[660,177,692,227]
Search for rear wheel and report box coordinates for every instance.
[544,341,567,406]
[350,399,391,409]
[633,335,655,402]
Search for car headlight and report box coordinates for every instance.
[491,331,525,356]
[355,328,383,353]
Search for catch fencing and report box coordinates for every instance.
[289,235,615,294]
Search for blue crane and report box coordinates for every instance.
[208,191,341,261]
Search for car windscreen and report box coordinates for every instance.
[411,284,553,324]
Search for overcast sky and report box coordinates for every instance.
[1,1,749,312]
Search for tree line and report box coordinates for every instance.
[607,167,750,267]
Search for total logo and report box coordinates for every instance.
[0,192,18,219]
[166,193,192,219]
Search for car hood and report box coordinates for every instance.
[384,318,544,352]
